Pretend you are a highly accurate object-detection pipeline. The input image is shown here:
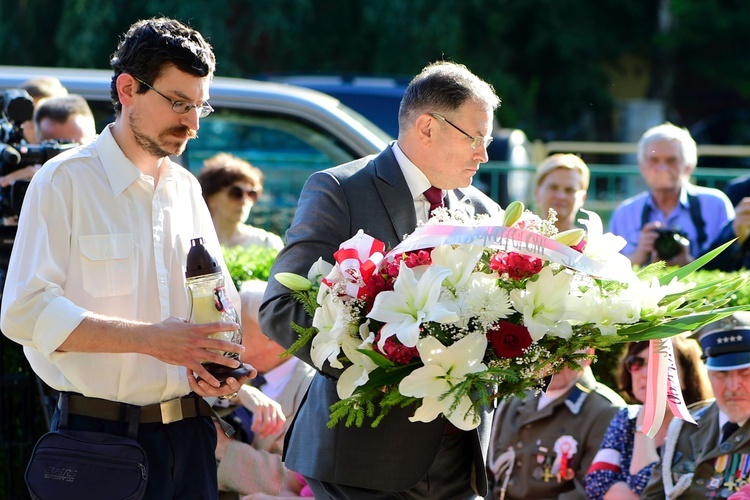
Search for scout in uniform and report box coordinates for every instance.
[488,352,625,500]
[642,312,750,499]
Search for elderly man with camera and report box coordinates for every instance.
[609,122,734,267]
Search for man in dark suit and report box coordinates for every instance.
[260,61,502,499]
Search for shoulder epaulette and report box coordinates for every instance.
[565,383,590,415]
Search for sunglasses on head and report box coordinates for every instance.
[226,185,259,202]
[625,355,647,373]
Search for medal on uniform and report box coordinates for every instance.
[532,467,543,480]
[551,435,578,483]
[721,454,740,497]
[536,445,548,464]
[709,455,729,492]
[542,458,555,483]
[532,443,554,482]
[739,454,750,484]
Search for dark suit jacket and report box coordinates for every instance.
[259,145,501,494]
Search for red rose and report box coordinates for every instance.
[374,333,419,364]
[487,321,533,358]
[489,251,543,280]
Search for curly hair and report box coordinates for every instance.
[109,17,215,115]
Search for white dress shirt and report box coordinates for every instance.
[1,124,238,405]
[392,142,443,222]
[258,357,299,401]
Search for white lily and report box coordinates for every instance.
[578,209,637,283]
[571,287,641,335]
[510,266,574,340]
[307,257,334,284]
[367,261,460,349]
[310,293,353,369]
[337,324,378,399]
[399,332,488,430]
[430,245,484,289]
[626,276,690,319]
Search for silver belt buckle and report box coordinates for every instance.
[160,398,184,424]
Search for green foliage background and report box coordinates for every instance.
[4,1,750,140]
[223,245,278,290]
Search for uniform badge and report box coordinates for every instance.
[551,435,578,482]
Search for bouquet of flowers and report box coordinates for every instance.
[276,203,748,431]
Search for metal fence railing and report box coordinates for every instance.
[250,160,747,237]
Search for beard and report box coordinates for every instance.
[129,111,197,158]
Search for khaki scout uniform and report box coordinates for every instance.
[642,401,750,499]
[488,369,624,500]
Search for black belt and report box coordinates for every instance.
[62,393,213,425]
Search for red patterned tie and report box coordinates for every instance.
[423,187,443,218]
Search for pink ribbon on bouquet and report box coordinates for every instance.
[384,223,626,281]
[324,230,385,299]
[640,338,696,438]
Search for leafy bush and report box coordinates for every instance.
[223,245,279,290]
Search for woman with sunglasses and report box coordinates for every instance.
[583,335,712,499]
[198,153,284,250]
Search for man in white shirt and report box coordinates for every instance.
[1,17,251,499]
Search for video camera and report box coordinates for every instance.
[0,88,77,218]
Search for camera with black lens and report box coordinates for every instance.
[653,228,690,261]
[0,88,77,219]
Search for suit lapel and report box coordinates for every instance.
[373,146,417,243]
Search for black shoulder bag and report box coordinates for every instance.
[25,393,148,500]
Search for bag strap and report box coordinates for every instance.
[686,192,706,251]
[58,392,70,429]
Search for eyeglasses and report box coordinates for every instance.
[226,185,259,202]
[430,112,493,150]
[625,355,647,373]
[134,77,214,118]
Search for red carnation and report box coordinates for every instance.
[487,321,533,358]
[402,250,432,268]
[489,251,543,280]
[374,333,419,364]
[384,250,433,279]
[361,273,392,311]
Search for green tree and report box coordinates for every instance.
[3,1,750,141]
